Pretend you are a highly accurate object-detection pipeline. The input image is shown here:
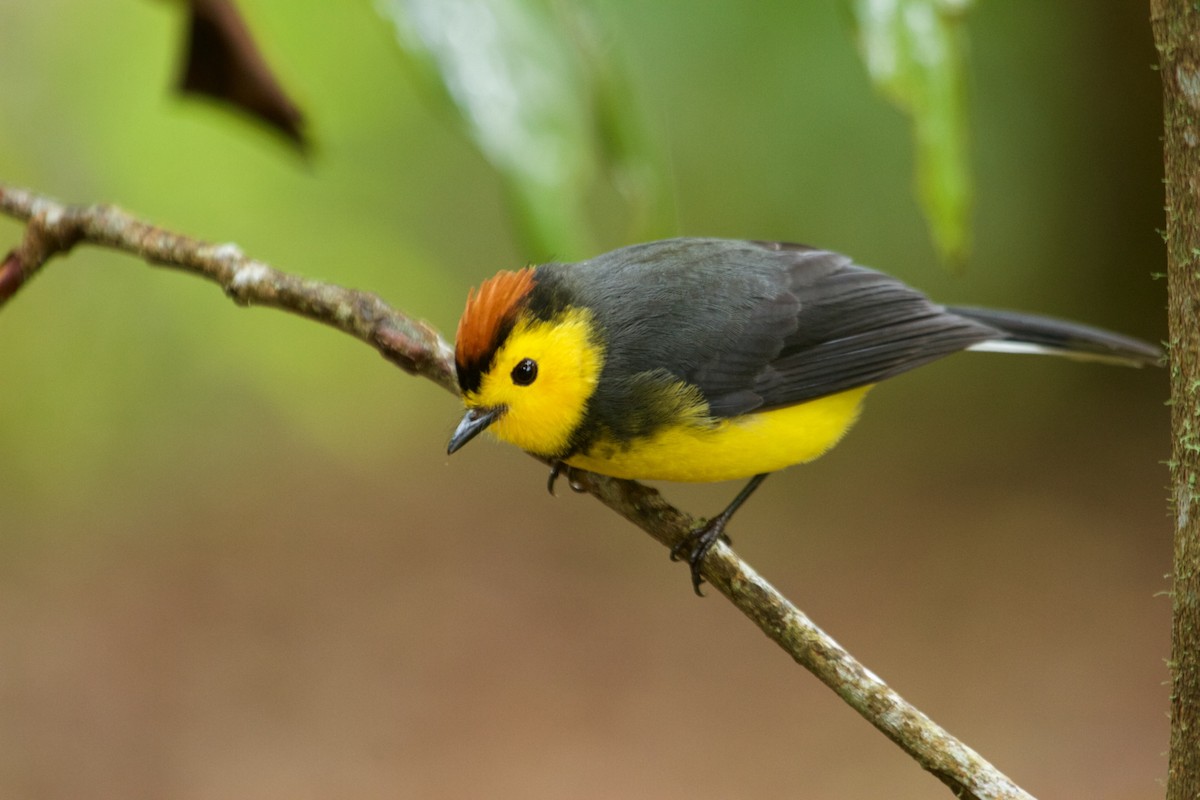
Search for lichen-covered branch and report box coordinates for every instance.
[0,181,1034,800]
[0,184,456,393]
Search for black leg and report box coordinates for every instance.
[670,473,769,596]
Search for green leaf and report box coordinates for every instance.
[377,0,666,258]
[853,0,973,268]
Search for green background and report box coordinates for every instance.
[0,2,1168,798]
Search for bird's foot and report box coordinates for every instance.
[547,461,588,496]
[669,517,731,597]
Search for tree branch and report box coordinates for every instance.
[0,181,1035,800]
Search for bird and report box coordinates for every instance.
[446,237,1161,595]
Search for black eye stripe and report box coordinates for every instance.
[511,358,538,386]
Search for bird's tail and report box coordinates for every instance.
[948,306,1162,368]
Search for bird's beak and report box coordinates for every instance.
[447,406,505,455]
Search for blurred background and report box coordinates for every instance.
[0,1,1168,798]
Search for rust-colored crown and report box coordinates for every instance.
[455,267,536,375]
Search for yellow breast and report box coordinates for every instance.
[564,385,872,483]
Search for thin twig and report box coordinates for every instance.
[0,182,1035,800]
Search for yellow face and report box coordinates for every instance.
[463,308,604,458]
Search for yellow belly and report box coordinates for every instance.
[565,385,872,483]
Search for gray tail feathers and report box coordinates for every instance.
[948,306,1162,368]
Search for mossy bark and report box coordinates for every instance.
[1151,3,1200,798]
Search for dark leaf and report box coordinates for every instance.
[177,0,308,152]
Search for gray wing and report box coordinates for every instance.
[681,241,1001,416]
[558,238,1000,420]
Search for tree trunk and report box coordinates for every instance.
[1150,4,1200,798]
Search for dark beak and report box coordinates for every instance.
[447,406,505,455]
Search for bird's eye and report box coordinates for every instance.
[511,358,538,386]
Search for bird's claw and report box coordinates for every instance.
[669,519,729,597]
[547,462,588,496]
[547,462,564,495]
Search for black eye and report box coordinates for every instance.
[511,358,538,386]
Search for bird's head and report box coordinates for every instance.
[448,267,604,460]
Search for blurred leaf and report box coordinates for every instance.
[852,0,972,268]
[572,12,676,245]
[376,0,667,259]
[177,0,309,152]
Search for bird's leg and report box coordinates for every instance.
[670,473,769,596]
